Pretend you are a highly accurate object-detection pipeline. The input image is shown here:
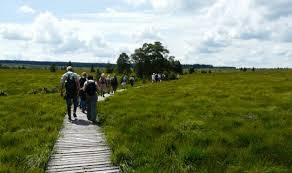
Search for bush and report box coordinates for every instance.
[189,68,195,74]
[168,72,177,80]
[49,64,56,72]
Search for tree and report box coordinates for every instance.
[117,53,131,74]
[50,64,57,72]
[105,62,114,73]
[90,64,95,72]
[168,56,182,74]
[67,61,72,67]
[189,67,195,74]
[96,68,101,80]
[131,42,171,78]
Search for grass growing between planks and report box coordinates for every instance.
[99,70,292,172]
[0,69,66,173]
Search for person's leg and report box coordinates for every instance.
[81,99,86,112]
[66,97,72,120]
[73,97,78,118]
[86,96,91,120]
[90,95,97,122]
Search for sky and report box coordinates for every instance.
[0,0,292,67]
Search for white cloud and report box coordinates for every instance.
[32,12,63,44]
[255,0,292,19]
[0,0,292,67]
[19,5,36,14]
[125,0,215,12]
[125,0,146,6]
[133,27,162,42]
[0,26,31,41]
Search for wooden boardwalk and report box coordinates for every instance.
[46,93,120,173]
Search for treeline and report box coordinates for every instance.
[0,60,113,68]
[117,42,183,79]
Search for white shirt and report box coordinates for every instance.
[60,71,79,86]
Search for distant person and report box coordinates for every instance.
[60,66,80,121]
[158,73,161,82]
[111,75,118,94]
[79,72,87,113]
[152,73,155,83]
[123,75,128,83]
[121,75,127,88]
[162,73,166,81]
[129,76,135,87]
[83,75,98,123]
[106,74,112,94]
[155,73,159,82]
[99,73,107,97]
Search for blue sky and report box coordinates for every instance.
[0,0,292,67]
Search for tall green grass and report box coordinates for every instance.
[0,68,142,172]
[0,69,66,172]
[99,70,292,172]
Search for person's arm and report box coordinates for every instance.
[83,81,87,91]
[75,78,80,95]
[60,75,66,97]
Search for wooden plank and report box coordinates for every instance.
[46,93,120,172]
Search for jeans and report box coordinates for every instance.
[80,99,86,111]
[66,96,78,118]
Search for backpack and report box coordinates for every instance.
[65,73,77,97]
[86,82,96,96]
[100,77,106,84]
[79,77,87,88]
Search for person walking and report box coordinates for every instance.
[111,75,118,94]
[106,74,112,94]
[83,75,98,124]
[152,73,155,83]
[99,73,106,97]
[79,72,87,113]
[129,76,135,87]
[60,66,80,121]
[121,75,127,89]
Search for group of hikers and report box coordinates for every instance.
[151,73,165,83]
[60,66,135,123]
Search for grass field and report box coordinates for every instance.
[99,70,292,172]
[1,69,291,172]
[0,68,141,172]
[0,69,66,172]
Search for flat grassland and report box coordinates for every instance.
[0,68,134,172]
[0,69,291,172]
[0,69,66,172]
[99,70,292,172]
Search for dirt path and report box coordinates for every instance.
[46,93,121,173]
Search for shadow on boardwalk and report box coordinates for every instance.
[46,93,120,173]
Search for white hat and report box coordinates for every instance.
[66,66,73,71]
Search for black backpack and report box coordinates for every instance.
[79,77,87,88]
[65,73,77,97]
[86,82,96,96]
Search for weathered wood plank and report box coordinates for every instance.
[46,94,120,172]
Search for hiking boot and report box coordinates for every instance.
[92,120,100,125]
[68,116,72,121]
[73,113,77,118]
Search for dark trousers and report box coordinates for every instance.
[86,94,97,121]
[66,96,78,118]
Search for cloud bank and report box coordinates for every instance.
[0,0,291,67]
